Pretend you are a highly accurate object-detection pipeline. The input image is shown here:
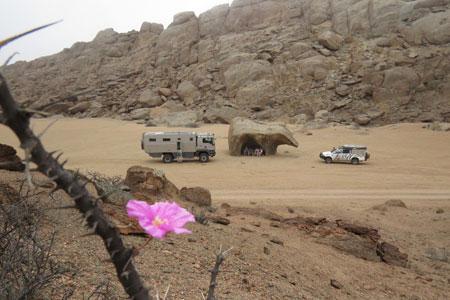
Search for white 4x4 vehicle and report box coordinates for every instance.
[320,145,370,165]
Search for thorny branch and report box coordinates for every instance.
[0,21,62,49]
[0,72,151,299]
[206,246,233,300]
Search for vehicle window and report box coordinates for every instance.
[149,138,156,142]
[163,138,171,142]
[343,149,350,154]
[202,138,214,145]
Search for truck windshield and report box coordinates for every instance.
[202,137,215,145]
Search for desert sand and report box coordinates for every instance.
[2,118,450,207]
[1,118,450,299]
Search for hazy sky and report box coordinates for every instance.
[0,0,231,64]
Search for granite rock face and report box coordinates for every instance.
[2,0,450,126]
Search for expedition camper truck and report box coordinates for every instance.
[141,132,216,163]
[320,145,370,165]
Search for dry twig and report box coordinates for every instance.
[206,246,233,300]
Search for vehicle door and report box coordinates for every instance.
[340,148,352,161]
[332,149,343,161]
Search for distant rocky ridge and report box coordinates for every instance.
[2,0,450,126]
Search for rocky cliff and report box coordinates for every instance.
[2,0,450,126]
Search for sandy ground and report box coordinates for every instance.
[1,118,450,208]
[2,118,450,299]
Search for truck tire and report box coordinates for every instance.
[351,157,359,165]
[162,154,173,163]
[199,153,209,163]
[325,157,332,164]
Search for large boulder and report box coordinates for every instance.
[138,89,164,108]
[124,166,180,202]
[203,106,246,124]
[157,110,201,127]
[176,81,201,105]
[0,144,25,172]
[180,187,212,207]
[223,60,272,96]
[199,4,230,37]
[318,31,344,51]
[68,101,91,114]
[156,11,199,66]
[228,118,299,156]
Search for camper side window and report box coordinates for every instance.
[163,138,171,142]
[342,149,350,154]
[149,138,156,142]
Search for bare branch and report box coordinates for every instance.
[0,72,151,299]
[0,20,62,49]
[206,246,233,300]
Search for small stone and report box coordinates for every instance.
[188,237,197,242]
[287,207,295,213]
[270,222,281,228]
[221,203,231,209]
[335,85,351,97]
[241,227,254,233]
[330,279,343,289]
[384,199,407,208]
[263,246,270,255]
[208,216,230,225]
[436,208,444,214]
[270,237,284,245]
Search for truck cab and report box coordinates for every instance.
[141,131,216,163]
[320,145,370,165]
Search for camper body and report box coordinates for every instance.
[320,145,370,165]
[141,132,216,163]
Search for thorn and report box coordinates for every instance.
[106,237,113,249]
[91,221,98,233]
[111,249,120,258]
[122,256,133,273]
[47,151,57,158]
[45,167,53,177]
[121,271,130,280]
[81,180,89,189]
[49,174,60,181]
[60,159,68,168]
[72,169,80,180]
[73,192,86,200]
[55,152,63,161]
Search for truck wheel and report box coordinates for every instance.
[199,153,209,163]
[351,157,359,165]
[162,154,173,163]
[325,157,332,164]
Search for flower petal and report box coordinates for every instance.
[173,227,192,234]
[126,200,153,220]
[143,225,167,239]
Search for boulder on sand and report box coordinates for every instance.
[228,118,299,156]
[0,144,25,172]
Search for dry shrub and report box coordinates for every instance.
[0,183,71,299]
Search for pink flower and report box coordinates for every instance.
[126,200,195,239]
